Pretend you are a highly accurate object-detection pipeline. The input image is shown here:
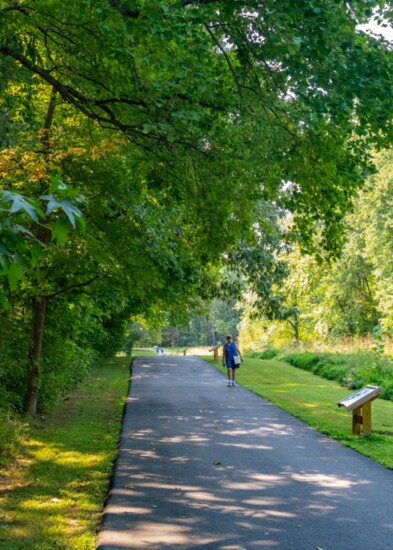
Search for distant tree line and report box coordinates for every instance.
[126,299,241,349]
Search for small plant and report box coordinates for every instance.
[0,410,29,466]
[371,325,385,369]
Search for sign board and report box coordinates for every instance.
[337,385,382,412]
[208,343,223,352]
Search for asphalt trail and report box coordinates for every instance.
[97,356,393,550]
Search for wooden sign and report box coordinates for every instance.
[208,343,223,362]
[337,385,382,411]
[337,385,382,435]
[208,343,223,352]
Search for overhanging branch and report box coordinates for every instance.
[46,275,100,300]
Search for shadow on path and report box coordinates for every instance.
[97,356,393,549]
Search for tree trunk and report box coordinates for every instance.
[24,88,57,416]
[25,297,47,416]
[288,314,300,347]
[294,316,300,347]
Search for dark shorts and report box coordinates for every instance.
[226,359,240,369]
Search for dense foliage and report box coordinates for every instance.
[1,0,393,415]
[239,151,393,350]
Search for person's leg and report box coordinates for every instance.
[232,365,238,385]
[227,367,232,385]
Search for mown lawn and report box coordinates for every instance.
[204,356,393,469]
[0,356,132,550]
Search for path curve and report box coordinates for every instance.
[97,356,393,549]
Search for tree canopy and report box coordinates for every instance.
[1,0,393,414]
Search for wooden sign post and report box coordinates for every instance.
[208,343,223,362]
[337,385,382,435]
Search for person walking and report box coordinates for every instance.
[222,335,242,387]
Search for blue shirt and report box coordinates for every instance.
[224,341,237,360]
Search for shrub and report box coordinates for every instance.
[381,381,393,401]
[281,352,320,372]
[316,362,348,382]
[247,348,277,360]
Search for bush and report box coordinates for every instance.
[382,381,393,401]
[281,351,320,372]
[317,362,348,382]
[39,339,97,412]
[247,348,277,360]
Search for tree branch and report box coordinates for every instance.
[46,275,100,300]
[0,4,31,15]
[0,43,146,131]
[203,23,243,99]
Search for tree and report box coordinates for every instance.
[1,0,393,255]
[238,152,393,347]
[353,150,393,333]
[1,0,393,413]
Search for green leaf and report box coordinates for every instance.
[30,243,45,267]
[49,175,67,194]
[51,218,71,245]
[0,244,12,257]
[41,196,83,227]
[15,224,34,238]
[7,263,23,289]
[1,191,40,223]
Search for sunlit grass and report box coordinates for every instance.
[204,356,393,469]
[3,351,393,548]
[0,355,131,549]
[130,348,155,356]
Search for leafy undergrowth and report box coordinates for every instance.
[203,356,393,469]
[0,356,131,550]
[0,411,29,468]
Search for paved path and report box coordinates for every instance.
[97,356,393,549]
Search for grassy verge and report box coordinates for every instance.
[0,356,131,550]
[127,348,155,356]
[203,356,393,469]
[279,350,393,401]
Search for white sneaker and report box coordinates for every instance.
[232,381,238,387]
[228,381,232,387]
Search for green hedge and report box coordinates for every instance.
[246,348,278,360]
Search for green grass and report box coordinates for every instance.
[203,356,393,469]
[3,352,393,548]
[129,348,155,356]
[0,355,132,550]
